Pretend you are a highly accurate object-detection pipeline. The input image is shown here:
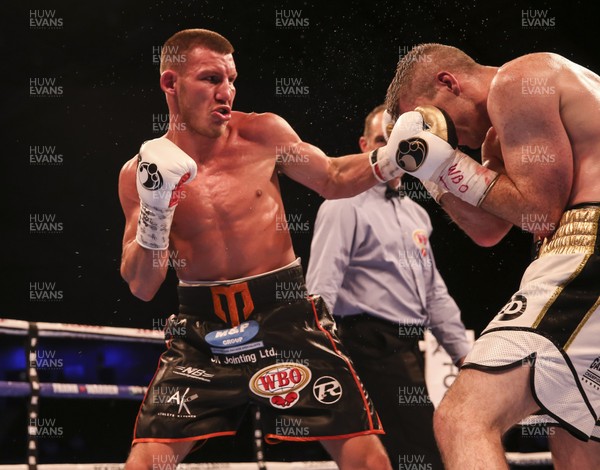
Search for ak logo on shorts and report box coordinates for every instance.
[137,159,164,190]
[497,294,528,321]
[205,320,259,348]
[396,137,428,172]
[312,376,342,404]
[249,363,312,409]
[167,387,198,416]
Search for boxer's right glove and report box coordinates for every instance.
[399,106,498,206]
[373,106,498,206]
[135,138,197,250]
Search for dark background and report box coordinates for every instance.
[6,0,595,333]
[1,0,595,464]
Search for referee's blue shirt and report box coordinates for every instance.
[306,182,470,363]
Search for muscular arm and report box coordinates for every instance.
[438,194,512,246]
[478,58,572,236]
[118,158,168,301]
[438,128,513,246]
[255,113,378,199]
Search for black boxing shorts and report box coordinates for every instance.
[132,263,383,445]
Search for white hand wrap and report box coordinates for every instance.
[422,180,448,204]
[405,131,498,207]
[136,203,176,251]
[135,138,197,250]
[435,149,499,206]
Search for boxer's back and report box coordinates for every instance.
[494,53,600,207]
[554,56,600,206]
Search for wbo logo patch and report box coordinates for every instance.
[249,363,312,409]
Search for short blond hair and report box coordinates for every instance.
[385,43,477,119]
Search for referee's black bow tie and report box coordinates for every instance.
[385,186,404,199]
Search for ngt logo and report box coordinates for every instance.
[249,363,311,409]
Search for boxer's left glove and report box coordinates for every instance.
[135,138,197,250]
[396,105,499,207]
[370,110,423,181]
[380,108,448,204]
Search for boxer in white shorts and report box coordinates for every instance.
[381,43,600,469]
[465,203,600,440]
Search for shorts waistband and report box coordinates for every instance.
[177,264,307,326]
[537,204,600,257]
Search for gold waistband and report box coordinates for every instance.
[538,206,600,257]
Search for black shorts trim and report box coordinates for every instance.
[462,360,590,441]
[464,326,597,441]
[177,265,307,327]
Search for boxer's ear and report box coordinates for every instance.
[359,136,368,153]
[436,71,460,96]
[160,70,177,94]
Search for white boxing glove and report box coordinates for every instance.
[386,105,498,207]
[135,138,197,250]
[370,110,423,181]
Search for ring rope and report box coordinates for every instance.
[0,319,552,467]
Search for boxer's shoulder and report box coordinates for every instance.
[119,155,139,183]
[489,54,562,111]
[235,111,298,145]
[493,53,563,87]
[118,156,140,204]
[235,110,289,131]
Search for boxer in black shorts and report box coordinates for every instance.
[134,262,381,444]
[119,28,398,469]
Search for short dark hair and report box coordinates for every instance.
[160,28,234,74]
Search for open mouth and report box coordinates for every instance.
[213,106,231,117]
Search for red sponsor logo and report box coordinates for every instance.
[270,392,299,408]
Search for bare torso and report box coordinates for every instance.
[122,112,296,281]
